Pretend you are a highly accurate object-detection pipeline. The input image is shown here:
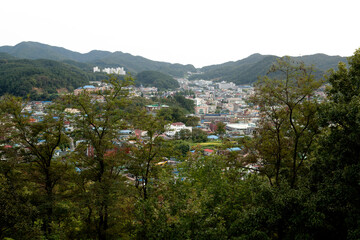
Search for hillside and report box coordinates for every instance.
[0,57,93,99]
[0,42,349,89]
[0,42,196,77]
[190,53,348,84]
[135,71,180,90]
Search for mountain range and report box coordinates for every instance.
[0,41,348,86]
[191,53,347,84]
[0,42,196,77]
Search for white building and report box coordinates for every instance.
[103,67,126,75]
[218,81,237,90]
[165,122,192,137]
[93,66,126,75]
[226,123,256,135]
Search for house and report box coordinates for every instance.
[74,85,97,95]
[145,104,169,111]
[165,122,192,137]
[227,147,241,152]
[203,149,214,156]
[207,135,219,140]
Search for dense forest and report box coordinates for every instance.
[0,50,360,240]
[135,71,180,90]
[0,56,95,100]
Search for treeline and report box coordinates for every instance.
[135,70,180,90]
[1,50,360,240]
[0,57,94,100]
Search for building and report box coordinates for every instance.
[74,85,97,95]
[145,104,169,112]
[93,66,101,73]
[165,122,192,137]
[103,67,126,75]
[93,66,126,75]
[217,81,237,90]
[226,123,256,135]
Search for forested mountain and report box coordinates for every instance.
[0,42,196,77]
[190,53,347,84]
[135,71,180,90]
[0,56,93,99]
[0,42,349,96]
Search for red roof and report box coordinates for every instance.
[204,149,214,153]
[171,122,185,126]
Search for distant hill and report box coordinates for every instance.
[0,56,93,99]
[135,71,180,90]
[0,42,349,90]
[0,42,196,77]
[190,53,348,84]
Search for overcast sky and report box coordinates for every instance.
[1,0,359,68]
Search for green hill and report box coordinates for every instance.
[135,71,180,90]
[0,57,92,99]
[190,53,348,84]
[0,42,196,77]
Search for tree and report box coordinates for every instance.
[247,57,323,188]
[121,109,176,239]
[183,115,200,127]
[68,74,133,239]
[157,106,185,122]
[191,128,208,143]
[175,129,192,140]
[124,110,172,201]
[215,121,226,135]
[310,49,360,239]
[0,95,70,238]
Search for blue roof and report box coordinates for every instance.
[83,85,96,89]
[207,135,219,139]
[227,147,241,151]
[119,130,133,134]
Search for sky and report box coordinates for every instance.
[1,0,359,68]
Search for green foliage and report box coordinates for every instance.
[155,94,195,114]
[247,57,323,188]
[215,121,226,135]
[0,58,92,99]
[173,140,191,157]
[67,75,134,239]
[157,107,185,122]
[0,95,73,238]
[135,70,180,90]
[309,48,360,239]
[191,128,208,143]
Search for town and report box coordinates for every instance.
[16,75,260,156]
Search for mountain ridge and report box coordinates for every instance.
[0,41,349,84]
[0,42,196,77]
